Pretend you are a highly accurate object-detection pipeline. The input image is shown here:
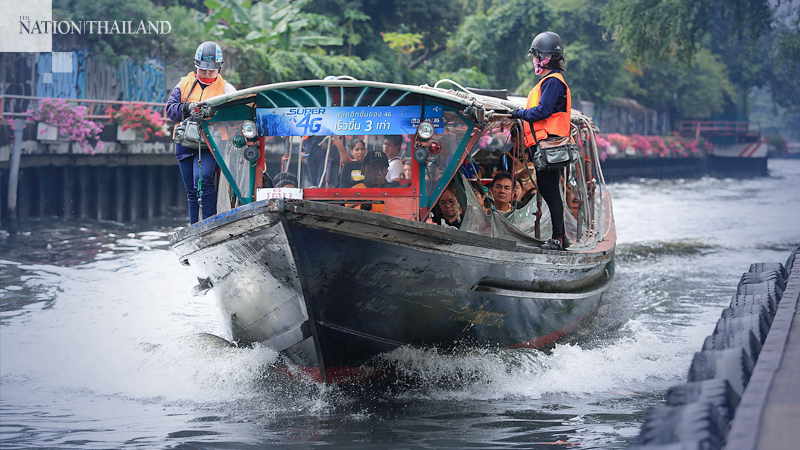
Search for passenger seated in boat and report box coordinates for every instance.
[336,139,368,188]
[490,171,515,213]
[470,180,490,214]
[512,178,525,209]
[349,150,401,213]
[273,172,298,188]
[338,161,364,188]
[429,182,462,228]
[382,135,404,182]
[353,151,401,189]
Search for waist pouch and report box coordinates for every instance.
[174,120,208,150]
[530,136,578,171]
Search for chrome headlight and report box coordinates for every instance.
[241,121,257,139]
[417,121,435,140]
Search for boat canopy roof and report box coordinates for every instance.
[202,78,523,119]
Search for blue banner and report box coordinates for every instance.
[257,105,443,137]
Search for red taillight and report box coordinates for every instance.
[429,141,442,154]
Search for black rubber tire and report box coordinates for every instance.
[702,329,762,363]
[666,379,740,424]
[738,270,786,291]
[687,348,754,397]
[782,245,799,275]
[735,280,784,303]
[712,313,771,345]
[730,293,777,316]
[747,262,787,280]
[720,303,773,326]
[636,402,724,449]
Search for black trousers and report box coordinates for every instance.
[536,168,564,239]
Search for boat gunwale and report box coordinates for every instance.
[170,197,615,267]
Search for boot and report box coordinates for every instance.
[540,237,565,250]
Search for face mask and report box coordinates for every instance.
[534,57,551,75]
[197,74,218,84]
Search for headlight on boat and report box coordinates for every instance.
[233,134,246,148]
[241,121,257,139]
[417,121,435,140]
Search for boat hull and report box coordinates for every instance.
[171,199,615,382]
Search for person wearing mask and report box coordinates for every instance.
[511,31,571,250]
[166,41,236,224]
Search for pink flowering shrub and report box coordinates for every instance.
[595,132,709,160]
[26,98,104,154]
[105,103,168,141]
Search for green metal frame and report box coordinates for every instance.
[420,106,476,209]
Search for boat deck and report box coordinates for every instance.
[725,253,800,450]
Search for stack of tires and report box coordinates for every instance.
[631,248,798,450]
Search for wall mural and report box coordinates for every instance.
[1,51,172,106]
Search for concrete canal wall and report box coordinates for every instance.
[0,139,184,226]
[631,246,800,449]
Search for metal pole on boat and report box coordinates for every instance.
[6,118,24,235]
[296,136,302,187]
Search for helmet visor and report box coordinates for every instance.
[195,60,221,70]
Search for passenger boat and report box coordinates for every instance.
[169,78,616,383]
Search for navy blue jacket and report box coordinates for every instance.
[512,69,567,123]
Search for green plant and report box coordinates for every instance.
[26,98,104,154]
[105,103,168,141]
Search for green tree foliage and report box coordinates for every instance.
[203,0,342,49]
[53,0,175,64]
[539,0,632,104]
[601,0,799,113]
[601,0,772,65]
[227,44,389,85]
[429,0,553,90]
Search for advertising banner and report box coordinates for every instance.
[257,105,443,137]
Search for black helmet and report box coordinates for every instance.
[194,41,224,70]
[527,31,563,59]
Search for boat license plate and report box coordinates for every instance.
[256,188,304,201]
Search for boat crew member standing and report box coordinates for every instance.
[166,41,236,224]
[511,31,571,250]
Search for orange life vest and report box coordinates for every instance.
[522,72,571,148]
[173,72,228,136]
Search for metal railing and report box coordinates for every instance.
[0,94,168,121]
[678,121,761,140]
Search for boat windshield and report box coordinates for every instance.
[201,85,474,213]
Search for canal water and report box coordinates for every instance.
[2,160,799,449]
